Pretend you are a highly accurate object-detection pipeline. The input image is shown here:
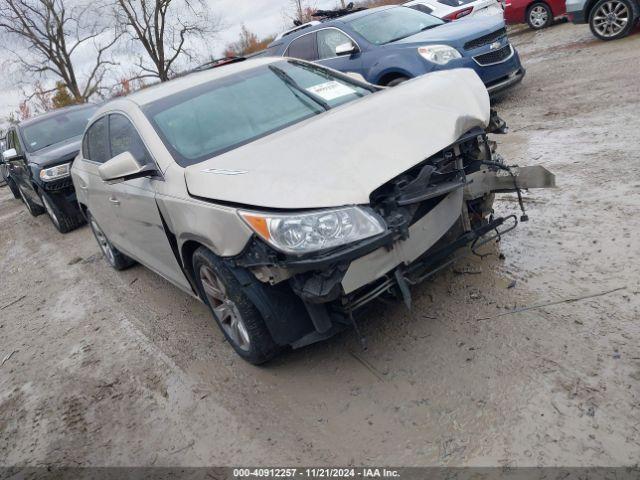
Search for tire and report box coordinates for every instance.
[40,191,86,234]
[87,211,135,270]
[527,2,553,29]
[589,0,635,40]
[386,76,410,87]
[6,178,20,199]
[18,185,45,217]
[192,247,281,365]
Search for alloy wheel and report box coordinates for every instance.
[199,265,251,351]
[592,0,629,37]
[529,5,549,27]
[41,194,60,229]
[90,218,116,266]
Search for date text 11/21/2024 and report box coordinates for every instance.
[233,468,401,478]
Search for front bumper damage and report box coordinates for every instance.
[230,112,556,348]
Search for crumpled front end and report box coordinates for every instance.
[229,112,555,348]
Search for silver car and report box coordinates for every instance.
[71,57,554,364]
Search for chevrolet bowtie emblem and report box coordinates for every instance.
[490,41,502,50]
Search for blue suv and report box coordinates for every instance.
[266,5,525,93]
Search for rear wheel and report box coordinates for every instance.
[589,0,634,40]
[87,211,135,270]
[527,2,553,29]
[40,191,85,233]
[192,247,281,365]
[18,185,45,217]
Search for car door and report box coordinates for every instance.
[103,113,190,290]
[75,116,117,238]
[316,28,364,75]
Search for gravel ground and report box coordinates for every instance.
[0,22,639,468]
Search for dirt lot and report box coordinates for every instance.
[1,22,639,468]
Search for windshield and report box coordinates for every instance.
[21,106,97,153]
[145,61,373,167]
[348,7,444,45]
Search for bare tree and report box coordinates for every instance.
[224,25,275,57]
[284,0,317,26]
[0,0,121,103]
[114,0,220,82]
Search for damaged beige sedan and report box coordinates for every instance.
[71,57,554,364]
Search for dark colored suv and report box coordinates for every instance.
[2,104,98,233]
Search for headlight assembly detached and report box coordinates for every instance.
[39,163,71,182]
[239,207,386,255]
[418,45,462,65]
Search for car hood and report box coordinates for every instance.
[28,136,81,167]
[390,15,505,47]
[184,68,489,210]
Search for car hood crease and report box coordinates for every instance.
[184,68,490,210]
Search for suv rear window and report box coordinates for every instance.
[145,61,373,167]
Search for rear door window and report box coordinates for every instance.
[286,33,318,61]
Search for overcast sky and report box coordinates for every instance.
[0,0,341,130]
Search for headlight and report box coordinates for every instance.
[418,45,462,65]
[39,163,71,182]
[239,207,386,255]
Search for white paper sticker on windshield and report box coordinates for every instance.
[306,81,356,101]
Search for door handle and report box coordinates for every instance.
[108,196,120,206]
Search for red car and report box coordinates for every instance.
[503,0,566,29]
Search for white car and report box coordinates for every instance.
[404,0,504,21]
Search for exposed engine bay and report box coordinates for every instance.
[229,111,555,347]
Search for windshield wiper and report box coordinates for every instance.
[288,59,378,93]
[269,65,331,111]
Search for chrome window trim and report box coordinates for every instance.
[81,110,164,180]
[283,26,362,61]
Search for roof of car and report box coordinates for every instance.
[18,103,97,128]
[127,56,283,107]
[268,5,396,47]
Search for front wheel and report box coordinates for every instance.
[589,0,634,40]
[386,76,410,87]
[87,211,135,270]
[192,247,281,365]
[6,177,21,199]
[527,2,553,29]
[18,185,45,217]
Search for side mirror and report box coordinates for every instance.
[335,42,357,56]
[2,148,20,161]
[98,151,157,184]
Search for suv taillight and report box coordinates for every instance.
[443,6,474,20]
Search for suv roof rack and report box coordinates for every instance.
[313,2,367,20]
[274,21,322,41]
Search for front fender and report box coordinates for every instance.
[367,51,429,84]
